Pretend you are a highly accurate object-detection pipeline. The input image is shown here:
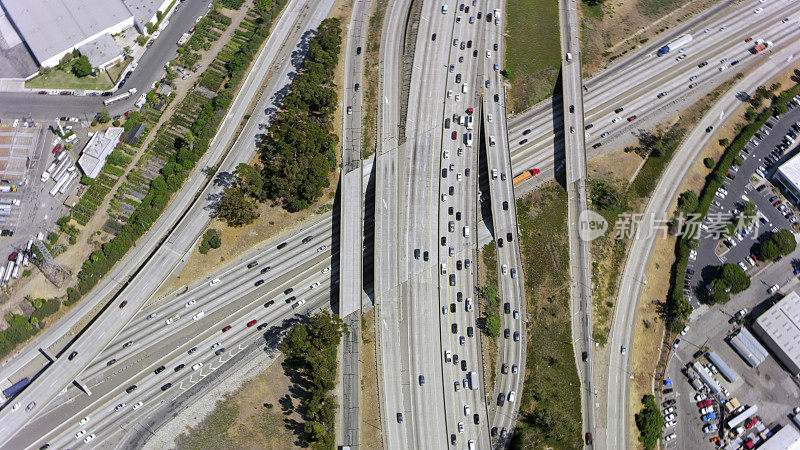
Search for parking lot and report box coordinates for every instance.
[685,100,800,307]
[0,117,83,289]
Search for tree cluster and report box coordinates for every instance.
[215,163,262,227]
[589,179,625,212]
[0,298,61,359]
[281,311,345,448]
[759,229,797,261]
[71,56,93,78]
[258,18,342,212]
[710,263,750,304]
[635,395,664,449]
[198,229,222,254]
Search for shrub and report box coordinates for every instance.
[71,56,93,77]
[703,157,715,168]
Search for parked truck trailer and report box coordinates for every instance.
[657,34,692,56]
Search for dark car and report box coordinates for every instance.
[188,347,198,355]
[627,115,637,122]
[302,235,314,243]
[706,126,714,132]
[494,93,499,102]
[222,325,232,332]
[614,107,624,113]
[497,238,503,247]
[456,260,462,270]
[119,300,128,308]
[397,413,403,423]
[175,364,185,372]
[504,328,510,339]
[451,434,457,445]
[423,251,429,261]
[356,46,361,55]
[260,266,271,274]
[277,242,287,249]
[161,383,172,391]
[502,364,508,374]
[473,414,480,424]
[504,302,511,314]
[586,432,593,444]
[414,249,421,259]
[247,320,257,327]
[513,331,520,341]
[582,351,588,361]
[215,348,226,355]
[68,351,78,360]
[502,201,508,210]
[284,287,294,295]
[452,323,458,334]
[450,303,457,313]
[126,385,137,393]
[257,323,269,330]
[461,360,467,371]
[451,131,457,140]
[418,375,425,386]
[497,393,506,406]
[449,274,456,286]
[285,296,296,303]
[492,427,498,437]
[592,143,602,149]
[264,300,275,308]
[442,168,448,177]
[663,388,673,394]
[441,236,447,246]
[107,359,116,366]
[569,105,574,113]
[254,279,264,287]
[154,366,166,374]
[247,261,258,269]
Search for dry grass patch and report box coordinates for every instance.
[360,309,382,449]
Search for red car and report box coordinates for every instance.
[627,115,637,122]
[466,107,473,115]
[119,300,128,308]
[697,399,712,407]
[222,325,232,332]
[451,131,457,140]
[745,37,753,42]
[37,90,47,95]
[774,200,782,207]
[247,320,257,327]
[53,144,61,152]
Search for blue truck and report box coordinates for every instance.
[702,412,717,422]
[2,377,30,399]
[657,35,693,56]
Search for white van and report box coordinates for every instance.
[566,52,573,61]
[466,115,473,130]
[491,169,498,179]
[442,4,448,13]
[463,226,470,237]
[465,132,473,147]
[192,363,203,371]
[192,311,205,321]
[466,297,473,311]
[489,136,496,146]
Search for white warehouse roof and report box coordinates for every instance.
[752,291,800,376]
[78,127,123,179]
[1,0,134,67]
[760,423,800,450]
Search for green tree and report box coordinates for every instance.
[589,179,624,211]
[703,157,715,168]
[717,263,750,294]
[719,138,730,147]
[773,229,797,256]
[635,395,664,449]
[71,56,93,77]
[215,187,259,227]
[484,310,501,337]
[677,191,698,215]
[233,163,264,197]
[97,108,111,124]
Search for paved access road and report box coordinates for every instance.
[0,0,338,443]
[606,41,800,450]
[0,0,212,120]
[505,0,800,185]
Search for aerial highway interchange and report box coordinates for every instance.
[0,0,799,448]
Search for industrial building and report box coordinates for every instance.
[760,423,800,450]
[78,127,123,178]
[752,291,800,377]
[774,153,800,206]
[0,123,37,185]
[729,327,769,368]
[0,0,172,77]
[707,351,739,383]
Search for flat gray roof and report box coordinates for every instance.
[1,0,132,65]
[761,423,800,450]
[778,152,800,193]
[78,127,123,178]
[122,0,169,29]
[753,291,800,374]
[78,33,122,68]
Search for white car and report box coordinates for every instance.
[487,113,493,122]
[310,282,321,290]
[768,284,780,294]
[663,406,675,415]
[133,401,143,409]
[738,261,747,271]
[114,403,126,411]
[681,326,689,336]
[211,342,221,349]
[700,406,714,415]
[322,266,331,274]
[209,278,220,286]
[664,413,676,422]
[464,405,471,416]
[458,422,464,433]
[185,300,196,307]
[665,420,677,428]
[719,26,727,31]
[84,434,95,443]
[754,7,762,13]
[486,50,491,57]
[665,433,676,442]
[621,345,627,355]
[75,430,87,439]
[79,417,90,425]
[508,391,516,402]
[192,363,204,371]
[612,116,622,123]
[455,94,461,102]
[719,65,728,71]
[317,245,327,252]
[11,402,20,411]
[695,393,707,402]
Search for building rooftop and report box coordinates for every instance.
[753,291,800,373]
[0,8,38,78]
[78,127,123,178]
[77,33,122,69]
[1,0,132,66]
[777,153,800,191]
[730,327,769,367]
[0,125,37,183]
[122,0,169,30]
[760,422,800,450]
